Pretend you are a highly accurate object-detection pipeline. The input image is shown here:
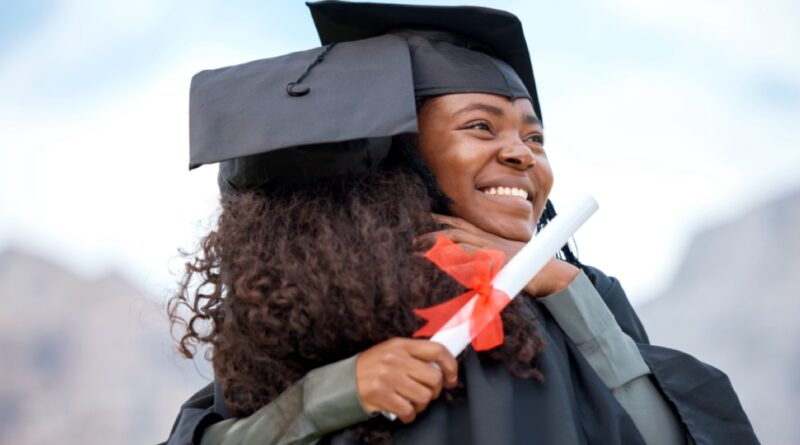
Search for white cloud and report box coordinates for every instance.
[546,62,800,300]
[598,0,800,72]
[0,0,178,101]
[0,59,221,295]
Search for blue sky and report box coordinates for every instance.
[1,0,799,302]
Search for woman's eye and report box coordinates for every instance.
[466,121,491,132]
[526,134,544,144]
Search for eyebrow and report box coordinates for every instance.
[454,102,542,126]
[524,113,541,126]
[454,102,504,117]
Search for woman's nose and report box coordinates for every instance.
[497,143,535,170]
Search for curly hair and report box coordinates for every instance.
[168,144,552,443]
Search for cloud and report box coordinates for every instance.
[546,60,800,299]
[0,0,179,105]
[598,0,800,72]
[0,59,220,291]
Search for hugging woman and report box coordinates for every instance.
[162,2,758,445]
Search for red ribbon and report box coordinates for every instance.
[413,236,511,351]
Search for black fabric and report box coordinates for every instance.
[358,299,648,445]
[216,138,392,194]
[159,383,220,445]
[213,380,233,419]
[385,29,529,102]
[159,267,759,445]
[640,345,760,445]
[308,0,541,121]
[189,33,417,173]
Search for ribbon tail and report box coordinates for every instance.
[471,316,505,351]
[413,291,475,338]
[469,289,512,351]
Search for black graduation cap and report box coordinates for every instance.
[308,0,541,119]
[189,34,418,193]
[189,1,541,192]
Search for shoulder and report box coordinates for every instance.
[581,265,650,345]
[161,382,221,445]
[637,344,760,444]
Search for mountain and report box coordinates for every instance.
[0,249,210,445]
[637,189,800,445]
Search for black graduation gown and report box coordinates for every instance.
[159,266,759,445]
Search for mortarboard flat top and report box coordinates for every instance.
[189,34,418,172]
[308,0,542,122]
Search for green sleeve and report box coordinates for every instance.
[539,271,689,445]
[200,355,370,445]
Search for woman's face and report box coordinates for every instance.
[416,93,553,242]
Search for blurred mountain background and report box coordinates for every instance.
[0,187,797,444]
[638,187,800,445]
[0,249,210,445]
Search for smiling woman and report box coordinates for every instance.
[161,2,758,445]
[415,94,552,243]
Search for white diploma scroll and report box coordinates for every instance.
[383,194,598,420]
[431,194,599,356]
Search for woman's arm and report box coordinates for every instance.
[199,339,458,445]
[201,355,367,445]
[539,271,689,445]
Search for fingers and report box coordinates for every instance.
[384,393,417,424]
[424,213,506,248]
[356,338,459,422]
[417,217,524,269]
[374,390,416,424]
[418,227,486,248]
[524,258,580,298]
[404,340,458,388]
[394,375,435,413]
[456,242,481,255]
[431,213,476,230]
[396,356,445,397]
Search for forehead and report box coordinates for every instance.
[420,93,539,123]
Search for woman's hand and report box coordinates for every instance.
[356,338,458,424]
[421,213,580,298]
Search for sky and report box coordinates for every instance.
[1,0,799,303]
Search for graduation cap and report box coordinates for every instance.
[308,0,540,117]
[189,1,541,192]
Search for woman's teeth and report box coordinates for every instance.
[482,186,529,200]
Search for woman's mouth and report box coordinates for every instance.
[479,186,530,201]
[476,186,534,213]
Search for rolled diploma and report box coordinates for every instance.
[430,194,599,357]
[382,195,598,419]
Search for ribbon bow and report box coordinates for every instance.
[413,236,511,351]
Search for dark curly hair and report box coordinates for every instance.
[167,137,586,443]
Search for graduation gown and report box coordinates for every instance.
[159,266,758,445]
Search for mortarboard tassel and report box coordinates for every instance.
[286,43,338,97]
